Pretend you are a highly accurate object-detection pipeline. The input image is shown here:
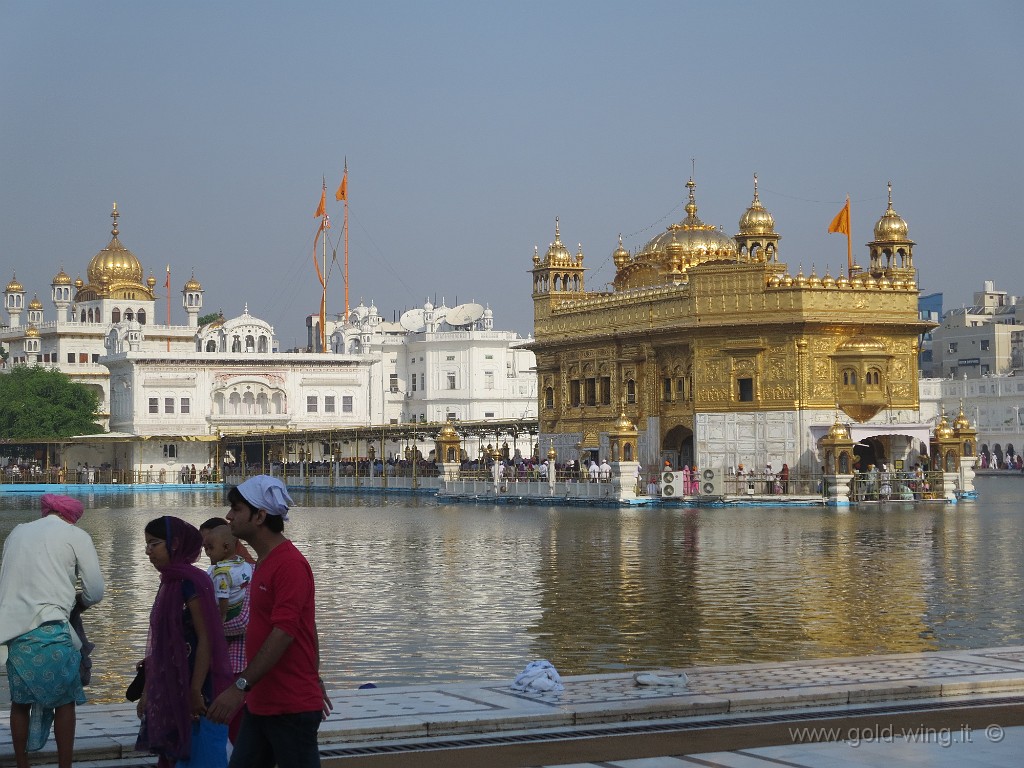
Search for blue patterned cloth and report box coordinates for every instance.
[6,622,85,751]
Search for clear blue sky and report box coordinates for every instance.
[2,1,1022,348]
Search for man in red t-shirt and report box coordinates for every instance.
[208,476,332,768]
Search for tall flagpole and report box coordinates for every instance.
[322,177,328,354]
[344,158,350,317]
[165,264,171,352]
[845,195,852,276]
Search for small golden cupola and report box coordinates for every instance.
[612,234,630,269]
[831,335,892,422]
[5,274,24,294]
[868,182,915,283]
[735,173,780,263]
[531,217,586,297]
[28,294,43,311]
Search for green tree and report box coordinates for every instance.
[0,366,104,438]
[198,311,223,327]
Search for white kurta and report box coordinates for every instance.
[0,515,105,664]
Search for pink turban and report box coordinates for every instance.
[40,494,85,524]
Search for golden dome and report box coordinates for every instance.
[821,269,836,288]
[86,203,144,287]
[613,411,637,432]
[934,415,954,439]
[543,218,574,266]
[24,325,39,338]
[612,234,630,269]
[5,274,24,293]
[808,267,822,287]
[836,335,887,354]
[953,408,971,431]
[639,177,737,267]
[737,174,775,235]
[74,276,84,289]
[437,424,459,440]
[184,272,203,292]
[52,267,72,286]
[767,273,782,288]
[873,182,910,242]
[794,266,808,287]
[827,418,851,441]
[836,273,850,288]
[28,294,43,310]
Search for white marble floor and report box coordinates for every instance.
[540,724,1024,767]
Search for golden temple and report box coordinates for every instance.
[530,174,935,473]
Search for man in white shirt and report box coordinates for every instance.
[0,494,104,768]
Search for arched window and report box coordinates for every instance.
[80,309,86,323]
[137,309,146,325]
[124,309,134,321]
[258,336,268,353]
[111,308,121,323]
[231,336,241,352]
[626,379,636,404]
[87,308,94,323]
[228,392,241,415]
[544,387,554,409]
[245,335,255,353]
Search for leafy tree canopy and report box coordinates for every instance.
[198,311,223,327]
[0,366,104,439]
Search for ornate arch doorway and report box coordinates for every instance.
[662,425,694,469]
[853,436,886,472]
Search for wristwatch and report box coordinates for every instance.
[235,677,252,692]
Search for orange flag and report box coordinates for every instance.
[314,186,327,218]
[335,168,348,201]
[828,197,850,235]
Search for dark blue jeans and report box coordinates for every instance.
[228,708,322,768]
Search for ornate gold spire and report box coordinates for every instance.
[872,181,909,242]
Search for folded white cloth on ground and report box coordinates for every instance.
[633,671,689,687]
[511,660,564,693]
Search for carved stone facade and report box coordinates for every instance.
[530,176,934,472]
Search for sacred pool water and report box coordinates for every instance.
[1,475,1022,704]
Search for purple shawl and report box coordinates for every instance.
[138,517,231,766]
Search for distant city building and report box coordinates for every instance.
[917,291,943,377]
[530,175,936,473]
[930,281,1023,379]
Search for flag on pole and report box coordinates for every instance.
[828,197,850,235]
[314,186,327,218]
[165,265,170,290]
[335,166,348,202]
[828,196,853,273]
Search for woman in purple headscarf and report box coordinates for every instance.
[137,517,231,768]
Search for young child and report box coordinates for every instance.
[203,526,252,667]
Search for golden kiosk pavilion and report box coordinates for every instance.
[529,175,936,475]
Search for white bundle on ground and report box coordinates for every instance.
[511,660,564,693]
[633,671,688,687]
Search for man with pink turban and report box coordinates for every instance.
[0,495,104,768]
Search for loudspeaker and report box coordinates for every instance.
[699,467,723,496]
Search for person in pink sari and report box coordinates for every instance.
[681,465,691,496]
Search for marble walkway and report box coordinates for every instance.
[3,647,1024,767]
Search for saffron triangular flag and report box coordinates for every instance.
[828,198,850,235]
[314,186,327,218]
[335,168,348,201]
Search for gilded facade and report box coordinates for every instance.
[530,176,935,473]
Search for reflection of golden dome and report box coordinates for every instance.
[737,174,775,235]
[24,325,39,338]
[86,203,144,287]
[639,177,737,266]
[28,294,43,310]
[5,274,24,293]
[52,268,72,286]
[873,182,909,242]
[837,335,887,354]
